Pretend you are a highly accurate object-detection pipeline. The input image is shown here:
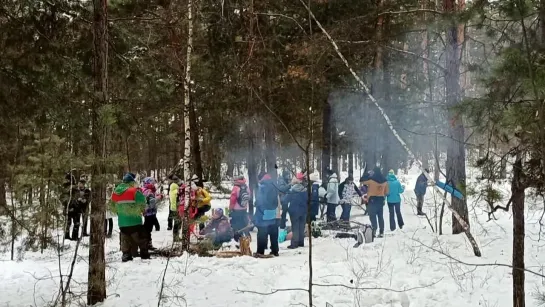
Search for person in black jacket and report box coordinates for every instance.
[277,170,291,229]
[77,179,91,236]
[62,178,82,241]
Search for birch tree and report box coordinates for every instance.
[181,0,194,252]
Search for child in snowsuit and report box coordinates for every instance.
[142,178,160,250]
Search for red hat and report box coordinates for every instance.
[296,172,305,180]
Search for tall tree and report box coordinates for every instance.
[181,0,194,252]
[444,0,469,234]
[87,0,108,303]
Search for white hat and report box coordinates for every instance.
[309,172,320,182]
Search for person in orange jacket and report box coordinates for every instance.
[362,167,389,238]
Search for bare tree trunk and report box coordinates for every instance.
[189,101,203,180]
[321,100,332,181]
[247,126,257,216]
[265,122,277,180]
[444,0,469,235]
[87,0,108,303]
[0,174,6,214]
[512,154,526,307]
[181,0,194,252]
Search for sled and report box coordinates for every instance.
[211,235,252,258]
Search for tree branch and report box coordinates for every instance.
[383,44,447,73]
[377,9,443,16]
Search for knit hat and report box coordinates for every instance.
[191,174,199,182]
[123,172,136,183]
[388,169,395,175]
[143,177,155,185]
[212,208,224,219]
[309,172,320,182]
[296,172,305,180]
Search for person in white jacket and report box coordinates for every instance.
[325,169,340,222]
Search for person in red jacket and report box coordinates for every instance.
[229,176,251,242]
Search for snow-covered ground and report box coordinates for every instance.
[1,168,544,307]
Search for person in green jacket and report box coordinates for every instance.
[111,172,150,262]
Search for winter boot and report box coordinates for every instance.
[64,232,71,240]
[148,241,157,251]
[140,249,151,260]
[121,253,133,262]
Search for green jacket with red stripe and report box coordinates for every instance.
[111,183,146,227]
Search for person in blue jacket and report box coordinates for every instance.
[386,170,405,231]
[253,172,280,257]
[283,173,308,249]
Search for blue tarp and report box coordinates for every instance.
[435,181,464,200]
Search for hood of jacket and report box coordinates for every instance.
[370,169,387,184]
[328,173,338,182]
[259,174,272,183]
[114,183,133,195]
[387,174,398,182]
[290,183,307,193]
[234,178,247,186]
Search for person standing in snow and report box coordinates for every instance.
[283,173,308,249]
[414,169,429,216]
[168,175,181,231]
[325,169,340,222]
[77,179,91,237]
[142,177,160,250]
[253,172,280,257]
[229,175,251,242]
[62,177,81,241]
[338,175,362,225]
[386,170,405,231]
[110,172,150,262]
[277,170,292,229]
[362,167,389,238]
[309,172,326,221]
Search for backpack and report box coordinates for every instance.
[237,185,250,208]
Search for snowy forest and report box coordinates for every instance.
[1,0,545,306]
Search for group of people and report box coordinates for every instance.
[322,167,407,238]
[62,165,446,262]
